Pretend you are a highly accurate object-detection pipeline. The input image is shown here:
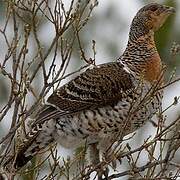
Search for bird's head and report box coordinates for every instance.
[130,3,175,37]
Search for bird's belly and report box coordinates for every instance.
[55,91,162,148]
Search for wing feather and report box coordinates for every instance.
[32,62,134,126]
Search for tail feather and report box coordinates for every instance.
[3,106,57,171]
[15,127,55,169]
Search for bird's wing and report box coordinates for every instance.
[32,62,134,126]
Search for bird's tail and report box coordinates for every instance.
[3,105,57,171]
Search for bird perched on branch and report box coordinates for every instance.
[4,3,175,171]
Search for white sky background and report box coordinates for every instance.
[0,0,179,179]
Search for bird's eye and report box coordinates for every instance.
[149,5,158,12]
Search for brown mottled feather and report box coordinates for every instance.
[32,62,133,126]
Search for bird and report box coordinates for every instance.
[3,3,175,171]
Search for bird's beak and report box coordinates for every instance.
[164,6,175,14]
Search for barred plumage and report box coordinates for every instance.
[3,3,175,170]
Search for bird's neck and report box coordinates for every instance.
[129,30,156,47]
[120,31,163,83]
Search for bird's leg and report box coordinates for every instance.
[89,143,100,166]
[89,143,109,180]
